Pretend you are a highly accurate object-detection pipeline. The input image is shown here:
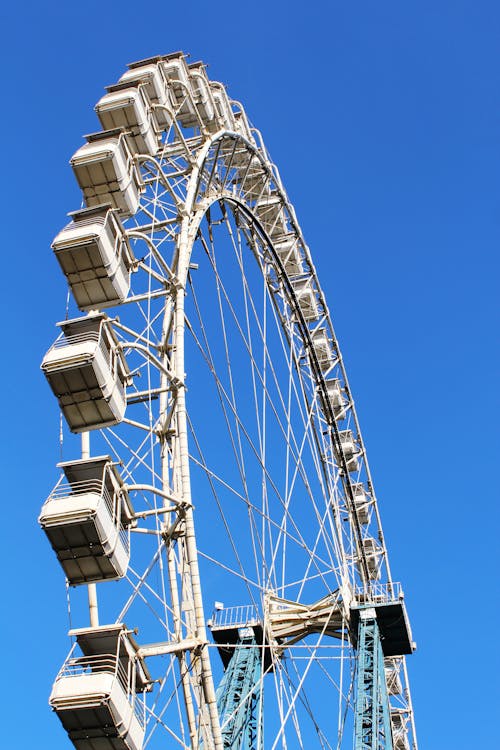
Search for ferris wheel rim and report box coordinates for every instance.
[175,131,388,590]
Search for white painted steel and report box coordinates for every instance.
[41,315,129,432]
[391,710,411,750]
[291,276,320,321]
[50,671,145,750]
[325,377,346,418]
[50,625,150,750]
[272,233,304,275]
[232,106,254,143]
[42,51,418,750]
[311,327,334,372]
[39,455,132,585]
[254,193,289,238]
[52,206,134,310]
[161,54,198,128]
[209,83,235,131]
[385,659,403,695]
[358,537,383,579]
[119,62,172,128]
[71,132,142,216]
[352,483,370,524]
[40,487,127,575]
[189,63,216,126]
[96,86,158,156]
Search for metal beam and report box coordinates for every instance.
[215,631,263,750]
[354,608,393,750]
[137,637,205,658]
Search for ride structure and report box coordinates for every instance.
[40,52,418,750]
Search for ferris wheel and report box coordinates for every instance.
[40,52,418,750]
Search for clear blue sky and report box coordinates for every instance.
[0,1,497,747]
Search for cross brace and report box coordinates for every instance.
[354,609,393,750]
[215,632,263,750]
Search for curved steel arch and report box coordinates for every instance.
[175,129,389,590]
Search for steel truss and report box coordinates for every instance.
[354,610,393,750]
[40,51,418,750]
[215,632,263,750]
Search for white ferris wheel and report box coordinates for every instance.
[40,52,418,750]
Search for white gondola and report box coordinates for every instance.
[189,62,216,125]
[236,155,269,198]
[385,658,403,695]
[337,429,360,473]
[210,83,236,131]
[52,206,134,310]
[218,109,254,169]
[41,313,130,433]
[119,60,172,128]
[96,84,158,156]
[272,234,303,275]
[50,624,150,750]
[324,378,346,418]
[357,537,382,580]
[71,130,142,217]
[311,328,333,371]
[39,456,134,584]
[254,193,288,239]
[220,136,250,170]
[352,483,370,524]
[390,710,410,750]
[233,107,253,142]
[161,53,198,128]
[291,277,319,321]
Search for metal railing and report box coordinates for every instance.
[45,330,128,401]
[119,526,130,554]
[45,477,130,552]
[51,330,100,350]
[354,580,403,604]
[210,604,260,629]
[45,476,132,558]
[57,653,145,727]
[132,693,146,726]
[58,653,126,688]
[49,330,121,394]
[114,364,126,401]
[47,478,113,517]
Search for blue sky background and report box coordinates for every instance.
[0,1,497,747]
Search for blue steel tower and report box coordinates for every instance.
[215,630,263,750]
[209,589,414,750]
[209,607,267,750]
